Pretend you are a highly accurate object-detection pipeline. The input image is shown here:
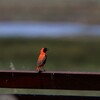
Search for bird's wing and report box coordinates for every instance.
[37,55,47,67]
[43,55,47,65]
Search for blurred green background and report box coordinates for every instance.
[0,37,100,72]
[0,0,100,96]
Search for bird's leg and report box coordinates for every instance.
[36,67,40,71]
[36,67,42,73]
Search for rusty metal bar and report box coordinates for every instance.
[0,70,100,90]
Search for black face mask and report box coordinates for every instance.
[43,48,48,52]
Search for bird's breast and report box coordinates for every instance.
[38,54,45,60]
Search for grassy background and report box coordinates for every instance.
[0,37,100,96]
[0,37,100,72]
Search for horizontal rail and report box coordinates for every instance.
[1,94,100,100]
[0,70,100,90]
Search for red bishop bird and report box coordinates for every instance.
[36,48,48,72]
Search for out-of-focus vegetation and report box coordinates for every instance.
[0,0,100,24]
[0,38,100,72]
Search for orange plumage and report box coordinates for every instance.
[36,48,48,72]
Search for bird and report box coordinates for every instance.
[36,48,48,72]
